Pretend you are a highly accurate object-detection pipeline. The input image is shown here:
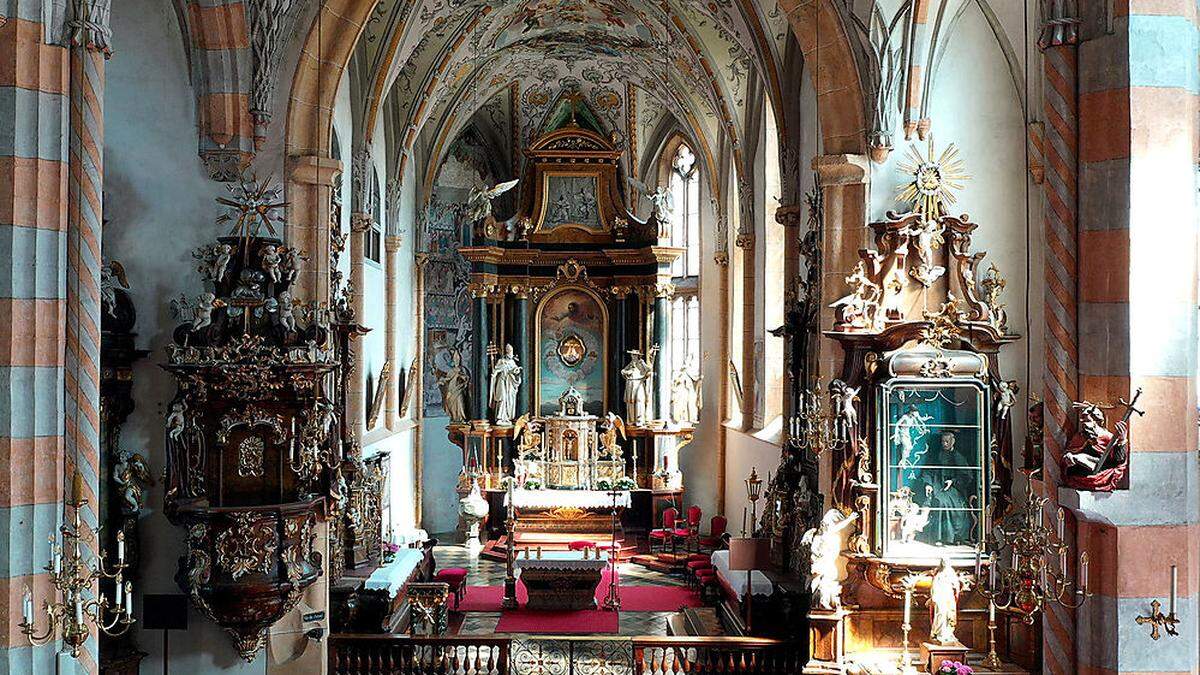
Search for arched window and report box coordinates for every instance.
[669,144,700,277]
[662,140,702,397]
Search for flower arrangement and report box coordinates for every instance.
[381,541,402,564]
[523,478,543,490]
[596,478,613,490]
[615,476,637,490]
[937,661,973,675]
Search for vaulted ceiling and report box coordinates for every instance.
[353,0,799,193]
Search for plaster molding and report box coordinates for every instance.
[247,0,302,148]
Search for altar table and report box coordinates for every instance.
[506,488,632,510]
[515,551,611,610]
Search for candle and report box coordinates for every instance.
[117,530,125,563]
[124,582,132,615]
[1170,565,1178,616]
[74,596,83,625]
[1080,553,1089,594]
[903,588,912,625]
[22,586,32,624]
[116,578,124,607]
[1057,507,1065,540]
[53,545,61,577]
[988,598,996,623]
[989,553,997,590]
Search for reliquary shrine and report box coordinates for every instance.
[795,144,1047,673]
[447,122,695,546]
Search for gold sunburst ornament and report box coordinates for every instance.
[215,170,288,240]
[896,138,970,219]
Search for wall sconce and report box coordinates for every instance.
[1136,565,1181,640]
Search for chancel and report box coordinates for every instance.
[2,0,1198,674]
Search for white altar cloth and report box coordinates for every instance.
[514,550,611,577]
[505,488,631,510]
[711,550,774,599]
[364,548,423,595]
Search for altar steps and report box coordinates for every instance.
[628,551,693,573]
[480,533,637,563]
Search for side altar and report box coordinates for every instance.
[439,119,695,547]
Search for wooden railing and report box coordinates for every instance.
[329,635,510,675]
[329,635,802,675]
[633,636,805,674]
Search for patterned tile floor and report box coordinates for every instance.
[431,540,709,637]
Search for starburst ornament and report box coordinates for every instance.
[896,138,970,219]
[216,170,288,240]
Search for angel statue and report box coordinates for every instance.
[100,260,129,319]
[995,379,1019,420]
[890,486,931,545]
[599,412,626,460]
[112,448,153,516]
[466,179,520,223]
[902,218,946,287]
[829,261,881,330]
[626,176,674,223]
[511,414,545,489]
[802,509,859,610]
[828,379,860,443]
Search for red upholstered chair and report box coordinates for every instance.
[568,540,595,551]
[673,505,702,554]
[685,553,713,589]
[699,516,728,551]
[434,567,468,609]
[648,507,678,554]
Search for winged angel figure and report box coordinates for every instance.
[626,176,674,222]
[466,179,519,222]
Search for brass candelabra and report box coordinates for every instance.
[602,489,622,611]
[787,386,847,458]
[21,473,135,658]
[501,478,519,610]
[977,493,1090,627]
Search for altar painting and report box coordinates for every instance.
[543,174,603,231]
[537,287,606,416]
[880,381,988,559]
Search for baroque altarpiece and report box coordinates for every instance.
[446,122,694,540]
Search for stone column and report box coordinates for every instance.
[471,286,491,422]
[651,285,670,421]
[1061,4,1200,674]
[287,156,342,303]
[384,235,401,428]
[610,288,630,416]
[347,212,370,440]
[512,289,531,417]
[811,154,869,497]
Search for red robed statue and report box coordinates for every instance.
[1062,388,1143,492]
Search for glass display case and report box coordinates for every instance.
[878,379,989,559]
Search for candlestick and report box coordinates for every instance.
[116,579,124,608]
[741,506,747,536]
[903,587,911,624]
[1170,565,1178,616]
[1080,553,1089,594]
[1057,507,1065,540]
[117,530,125,563]
[989,553,997,590]
[74,597,83,625]
[124,582,132,615]
[22,586,32,624]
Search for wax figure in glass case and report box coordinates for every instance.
[883,384,986,557]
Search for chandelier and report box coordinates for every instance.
[20,472,135,657]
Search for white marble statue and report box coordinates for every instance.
[467,179,519,222]
[210,243,233,283]
[903,218,946,287]
[489,343,522,426]
[891,486,931,545]
[995,379,1019,420]
[829,379,860,442]
[166,401,187,443]
[192,292,219,331]
[438,348,470,424]
[892,404,932,468]
[928,557,964,645]
[802,509,859,610]
[670,362,701,425]
[621,347,657,425]
[261,244,281,284]
[277,290,297,333]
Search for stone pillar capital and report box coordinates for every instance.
[290,155,343,187]
[775,204,806,228]
[811,153,870,187]
[350,212,373,233]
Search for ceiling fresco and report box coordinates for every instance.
[353,0,799,197]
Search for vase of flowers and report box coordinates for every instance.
[937,661,973,675]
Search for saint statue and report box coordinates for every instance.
[489,343,522,426]
[893,404,932,468]
[915,431,973,546]
[928,557,964,645]
[670,360,701,425]
[438,348,470,424]
[621,347,657,425]
[802,509,858,610]
[1063,389,1141,492]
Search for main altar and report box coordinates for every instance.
[442,118,695,549]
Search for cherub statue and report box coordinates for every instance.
[995,379,1019,420]
[801,509,859,610]
[191,292,221,331]
[829,261,881,330]
[902,218,946,287]
[112,448,153,516]
[890,486,931,545]
[260,244,281,284]
[210,243,233,282]
[979,263,1009,331]
[828,379,860,443]
[166,401,187,443]
[277,290,297,333]
[466,179,519,223]
[279,247,303,285]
